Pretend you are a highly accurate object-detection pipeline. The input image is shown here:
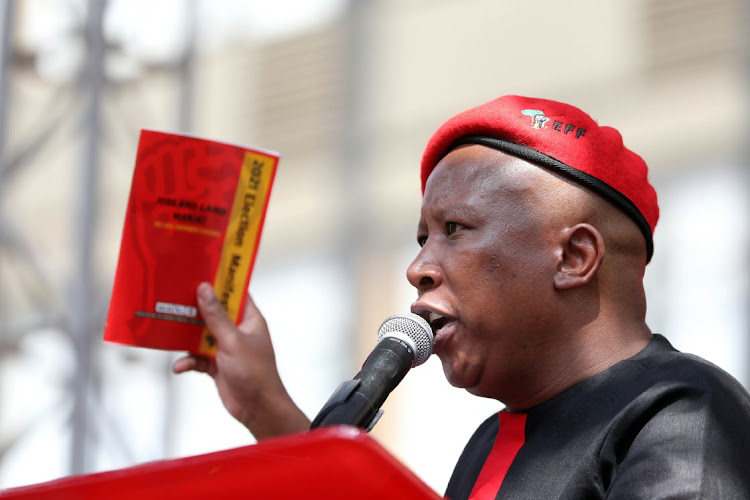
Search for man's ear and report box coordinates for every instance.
[553,224,605,290]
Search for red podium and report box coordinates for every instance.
[0,426,442,499]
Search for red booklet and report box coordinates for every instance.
[104,130,278,356]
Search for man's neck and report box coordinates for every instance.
[503,320,653,412]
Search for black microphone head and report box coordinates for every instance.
[377,313,434,367]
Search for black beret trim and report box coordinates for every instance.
[447,135,654,262]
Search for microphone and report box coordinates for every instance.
[310,313,433,431]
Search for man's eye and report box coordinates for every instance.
[446,222,459,234]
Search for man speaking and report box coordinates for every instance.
[174,95,750,499]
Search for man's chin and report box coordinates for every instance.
[440,358,482,393]
[464,381,502,400]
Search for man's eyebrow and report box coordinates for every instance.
[416,202,483,230]
[436,203,482,220]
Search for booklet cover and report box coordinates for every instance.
[104,130,278,356]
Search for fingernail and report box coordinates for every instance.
[198,282,214,302]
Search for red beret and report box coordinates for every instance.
[421,95,659,262]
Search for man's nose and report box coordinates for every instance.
[406,249,443,293]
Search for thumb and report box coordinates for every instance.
[196,282,235,344]
[239,292,263,327]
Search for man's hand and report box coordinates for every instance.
[172,282,311,439]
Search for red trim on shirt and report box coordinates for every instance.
[468,411,527,500]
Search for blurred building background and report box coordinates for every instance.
[0,0,748,494]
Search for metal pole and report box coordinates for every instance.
[0,0,15,448]
[0,0,14,303]
[177,0,196,134]
[69,0,106,475]
[0,0,13,177]
[339,0,370,375]
[744,0,750,389]
[0,0,14,241]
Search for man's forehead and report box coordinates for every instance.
[419,145,610,237]
[418,147,555,229]
[423,145,554,199]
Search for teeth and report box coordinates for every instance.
[429,312,444,323]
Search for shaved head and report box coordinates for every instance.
[441,145,648,259]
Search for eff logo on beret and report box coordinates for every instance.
[522,108,587,139]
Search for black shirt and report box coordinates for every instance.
[445,335,750,499]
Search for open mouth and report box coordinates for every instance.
[427,312,452,335]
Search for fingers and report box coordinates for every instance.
[241,292,261,322]
[237,292,266,332]
[172,355,215,376]
[196,282,235,343]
